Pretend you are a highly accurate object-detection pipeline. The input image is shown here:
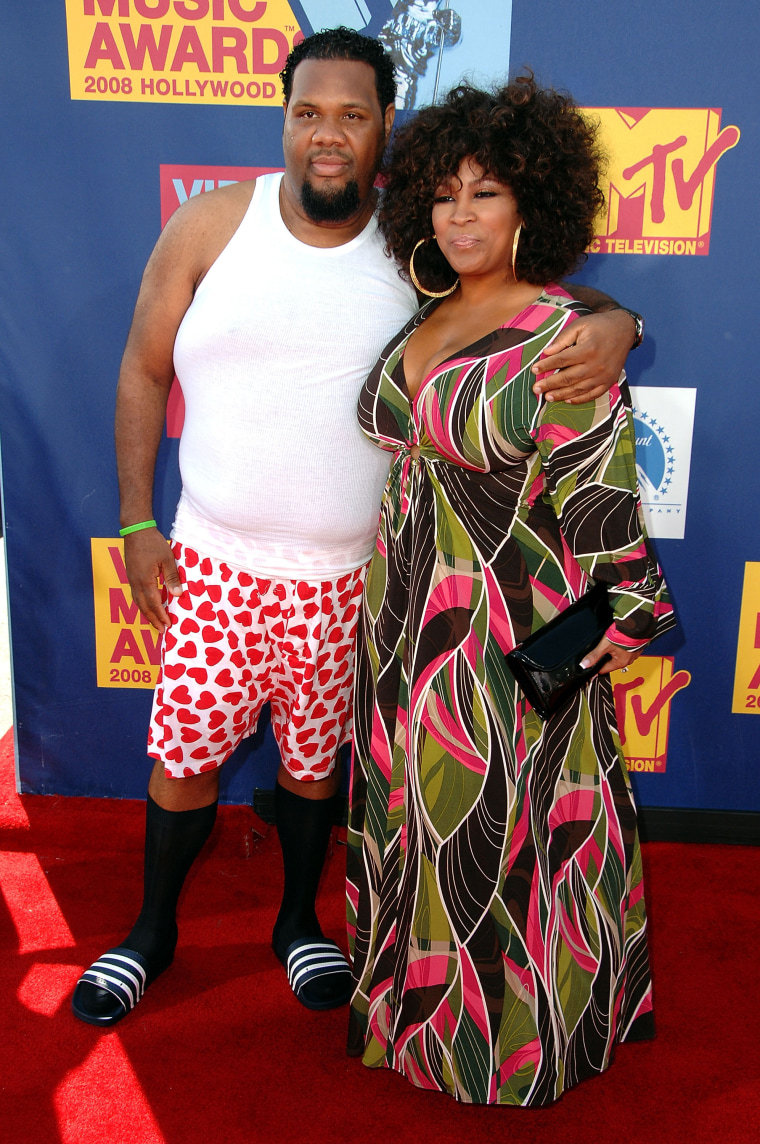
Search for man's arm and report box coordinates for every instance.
[115,182,254,631]
[115,209,198,632]
[532,283,640,405]
[563,283,622,313]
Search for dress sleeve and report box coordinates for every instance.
[529,380,676,648]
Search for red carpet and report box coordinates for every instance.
[1,727,758,1144]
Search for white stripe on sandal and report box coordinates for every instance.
[78,949,148,1012]
[286,940,351,994]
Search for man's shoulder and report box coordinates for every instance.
[158,178,259,279]
[170,177,257,232]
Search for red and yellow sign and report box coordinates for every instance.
[91,538,162,688]
[732,562,760,714]
[583,107,740,256]
[65,0,302,106]
[611,656,691,773]
[158,162,276,223]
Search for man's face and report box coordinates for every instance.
[283,58,393,224]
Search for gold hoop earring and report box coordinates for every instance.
[511,222,522,281]
[409,238,459,298]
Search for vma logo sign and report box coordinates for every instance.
[91,539,162,689]
[733,562,760,715]
[585,108,740,256]
[65,0,303,107]
[159,163,279,225]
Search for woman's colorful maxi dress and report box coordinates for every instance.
[347,287,675,1107]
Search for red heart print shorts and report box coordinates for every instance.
[147,542,365,781]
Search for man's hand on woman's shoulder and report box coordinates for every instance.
[533,282,640,405]
[532,307,638,404]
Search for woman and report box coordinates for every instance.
[347,77,675,1107]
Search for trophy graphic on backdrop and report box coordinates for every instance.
[379,1,462,109]
[293,1,463,111]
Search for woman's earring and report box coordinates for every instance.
[511,222,522,281]
[409,238,459,298]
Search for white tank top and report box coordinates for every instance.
[171,172,417,579]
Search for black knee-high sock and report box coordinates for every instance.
[123,793,218,972]
[80,791,216,1006]
[77,794,217,1016]
[271,783,337,959]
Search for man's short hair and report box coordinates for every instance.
[280,26,397,112]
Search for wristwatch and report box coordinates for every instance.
[610,305,644,350]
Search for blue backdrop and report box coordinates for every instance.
[0,1,757,811]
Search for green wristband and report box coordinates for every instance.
[119,519,157,537]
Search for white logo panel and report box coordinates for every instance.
[629,386,697,540]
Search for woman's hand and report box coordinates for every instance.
[580,636,643,676]
[532,309,637,404]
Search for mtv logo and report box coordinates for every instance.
[611,656,691,774]
[584,108,740,255]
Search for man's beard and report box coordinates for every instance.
[300,177,361,223]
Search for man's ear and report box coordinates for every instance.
[384,103,395,143]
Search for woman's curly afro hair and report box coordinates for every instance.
[379,74,606,291]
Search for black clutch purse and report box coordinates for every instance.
[505,582,614,720]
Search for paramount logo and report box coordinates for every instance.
[629,386,697,541]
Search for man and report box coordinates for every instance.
[72,27,640,1026]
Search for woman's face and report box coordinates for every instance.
[431,158,521,280]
